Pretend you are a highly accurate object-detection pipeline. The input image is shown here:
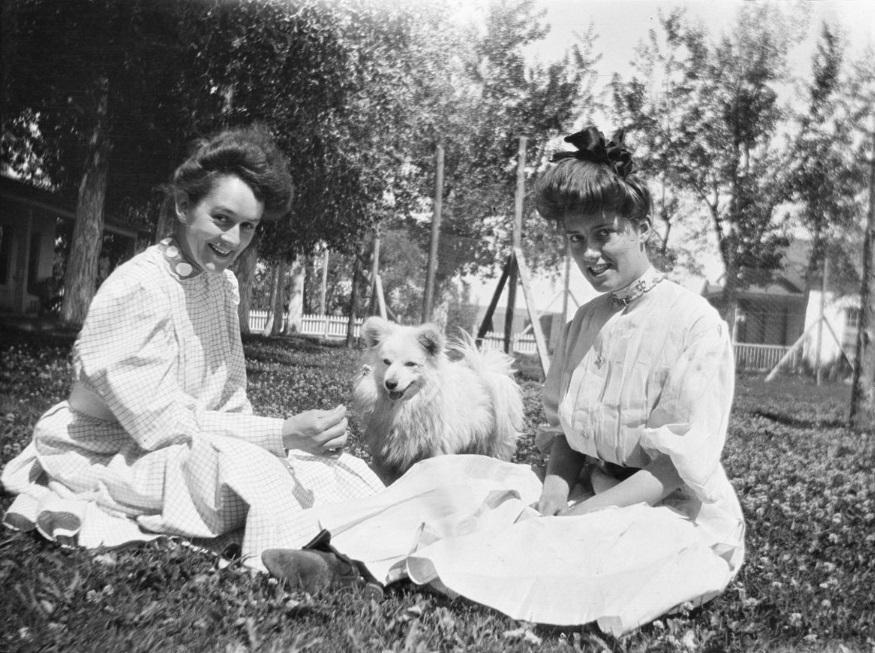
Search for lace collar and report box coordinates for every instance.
[159,238,200,280]
[609,267,664,307]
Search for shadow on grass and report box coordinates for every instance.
[751,409,846,430]
[242,332,351,353]
[0,324,77,348]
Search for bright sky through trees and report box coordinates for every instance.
[527,0,873,76]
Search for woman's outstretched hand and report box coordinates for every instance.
[282,405,349,455]
[537,474,571,516]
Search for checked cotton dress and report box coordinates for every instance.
[2,241,383,566]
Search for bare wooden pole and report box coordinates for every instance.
[375,275,388,319]
[850,126,875,430]
[370,228,388,322]
[422,144,444,322]
[504,136,527,353]
[815,253,829,385]
[476,256,512,345]
[319,248,329,315]
[319,248,330,338]
[514,246,550,377]
[368,229,381,316]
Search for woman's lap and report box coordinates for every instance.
[3,410,382,562]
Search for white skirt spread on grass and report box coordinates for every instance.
[4,451,739,635]
[286,454,740,635]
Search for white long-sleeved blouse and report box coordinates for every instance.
[542,277,745,568]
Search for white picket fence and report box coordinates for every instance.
[247,311,540,351]
[479,331,538,354]
[733,342,800,371]
[248,310,363,339]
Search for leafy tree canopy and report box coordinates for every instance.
[611,5,804,317]
[1,0,201,222]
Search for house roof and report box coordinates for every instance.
[701,237,859,300]
[0,175,152,237]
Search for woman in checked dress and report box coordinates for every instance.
[2,126,383,567]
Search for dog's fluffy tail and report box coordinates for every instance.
[448,330,524,460]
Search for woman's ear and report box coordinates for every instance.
[636,218,651,239]
[174,191,190,224]
[635,218,652,248]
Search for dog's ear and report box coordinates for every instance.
[362,316,391,348]
[417,323,444,357]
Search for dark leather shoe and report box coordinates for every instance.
[262,549,383,600]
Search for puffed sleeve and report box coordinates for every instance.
[75,274,285,455]
[638,310,735,503]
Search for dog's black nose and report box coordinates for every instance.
[385,380,397,390]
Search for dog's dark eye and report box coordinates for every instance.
[382,358,391,366]
[404,361,417,367]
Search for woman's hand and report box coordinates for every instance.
[537,435,586,515]
[282,405,349,455]
[537,474,571,515]
[559,455,684,516]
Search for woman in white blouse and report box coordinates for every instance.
[535,126,744,539]
[509,125,745,630]
[2,126,383,565]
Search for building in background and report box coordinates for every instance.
[0,176,150,317]
[702,239,860,373]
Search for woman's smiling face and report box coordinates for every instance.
[176,174,264,274]
[563,211,651,293]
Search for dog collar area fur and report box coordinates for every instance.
[609,267,664,307]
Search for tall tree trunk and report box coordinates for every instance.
[850,132,875,430]
[319,249,329,315]
[346,252,362,348]
[262,262,279,336]
[235,238,259,335]
[283,257,305,335]
[265,258,288,336]
[721,254,741,342]
[432,293,449,331]
[61,75,110,325]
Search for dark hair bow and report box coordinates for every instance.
[551,126,635,178]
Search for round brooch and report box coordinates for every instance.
[161,239,197,279]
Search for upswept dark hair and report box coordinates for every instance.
[534,141,651,224]
[169,125,294,221]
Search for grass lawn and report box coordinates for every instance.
[1,328,873,652]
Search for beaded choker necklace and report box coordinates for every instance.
[160,238,200,279]
[609,267,664,307]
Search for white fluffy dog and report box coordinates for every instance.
[352,316,524,483]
